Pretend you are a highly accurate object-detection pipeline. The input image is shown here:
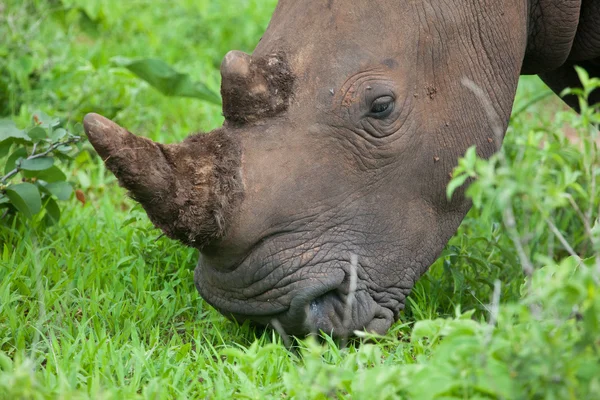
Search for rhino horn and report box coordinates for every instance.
[221,51,268,96]
[220,50,294,124]
[83,113,243,248]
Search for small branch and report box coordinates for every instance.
[481,279,502,367]
[29,136,81,161]
[565,194,597,259]
[503,206,534,277]
[566,194,593,240]
[1,168,18,185]
[0,136,81,184]
[487,280,502,329]
[544,217,578,258]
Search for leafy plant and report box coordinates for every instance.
[0,111,82,225]
[112,57,222,105]
[449,68,600,265]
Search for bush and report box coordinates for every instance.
[277,256,600,399]
[0,111,82,225]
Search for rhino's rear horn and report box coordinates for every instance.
[83,113,243,248]
[220,51,295,124]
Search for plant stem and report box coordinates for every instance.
[0,136,81,184]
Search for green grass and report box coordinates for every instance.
[1,1,600,398]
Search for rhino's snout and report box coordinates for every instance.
[274,284,395,337]
[202,255,397,338]
[307,292,394,336]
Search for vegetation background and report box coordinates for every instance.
[1,0,599,398]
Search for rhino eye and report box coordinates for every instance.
[369,96,394,118]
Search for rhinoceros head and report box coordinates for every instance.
[85,0,531,336]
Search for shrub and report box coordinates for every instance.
[0,111,82,225]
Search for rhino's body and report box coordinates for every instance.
[84,0,600,337]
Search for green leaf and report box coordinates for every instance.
[43,181,73,201]
[574,66,590,93]
[22,166,67,183]
[70,122,84,136]
[113,57,221,104]
[0,196,10,210]
[43,197,61,226]
[20,157,54,171]
[76,170,91,188]
[27,126,48,142]
[4,148,27,174]
[463,146,478,169]
[0,119,30,143]
[18,56,34,76]
[446,174,470,200]
[411,319,443,342]
[51,128,67,141]
[0,351,12,371]
[0,140,12,158]
[4,183,42,218]
[33,111,60,129]
[57,145,73,153]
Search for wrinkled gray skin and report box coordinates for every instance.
[84,0,600,337]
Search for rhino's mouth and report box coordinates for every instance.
[194,233,401,337]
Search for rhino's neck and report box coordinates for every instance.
[523,0,600,74]
[522,0,581,74]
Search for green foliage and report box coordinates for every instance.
[1,0,600,398]
[281,256,600,400]
[0,0,274,134]
[0,111,81,225]
[449,69,600,264]
[113,57,222,104]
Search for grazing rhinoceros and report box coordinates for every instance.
[84,0,600,337]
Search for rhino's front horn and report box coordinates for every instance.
[83,113,243,248]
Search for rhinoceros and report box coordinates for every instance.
[83,0,600,337]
